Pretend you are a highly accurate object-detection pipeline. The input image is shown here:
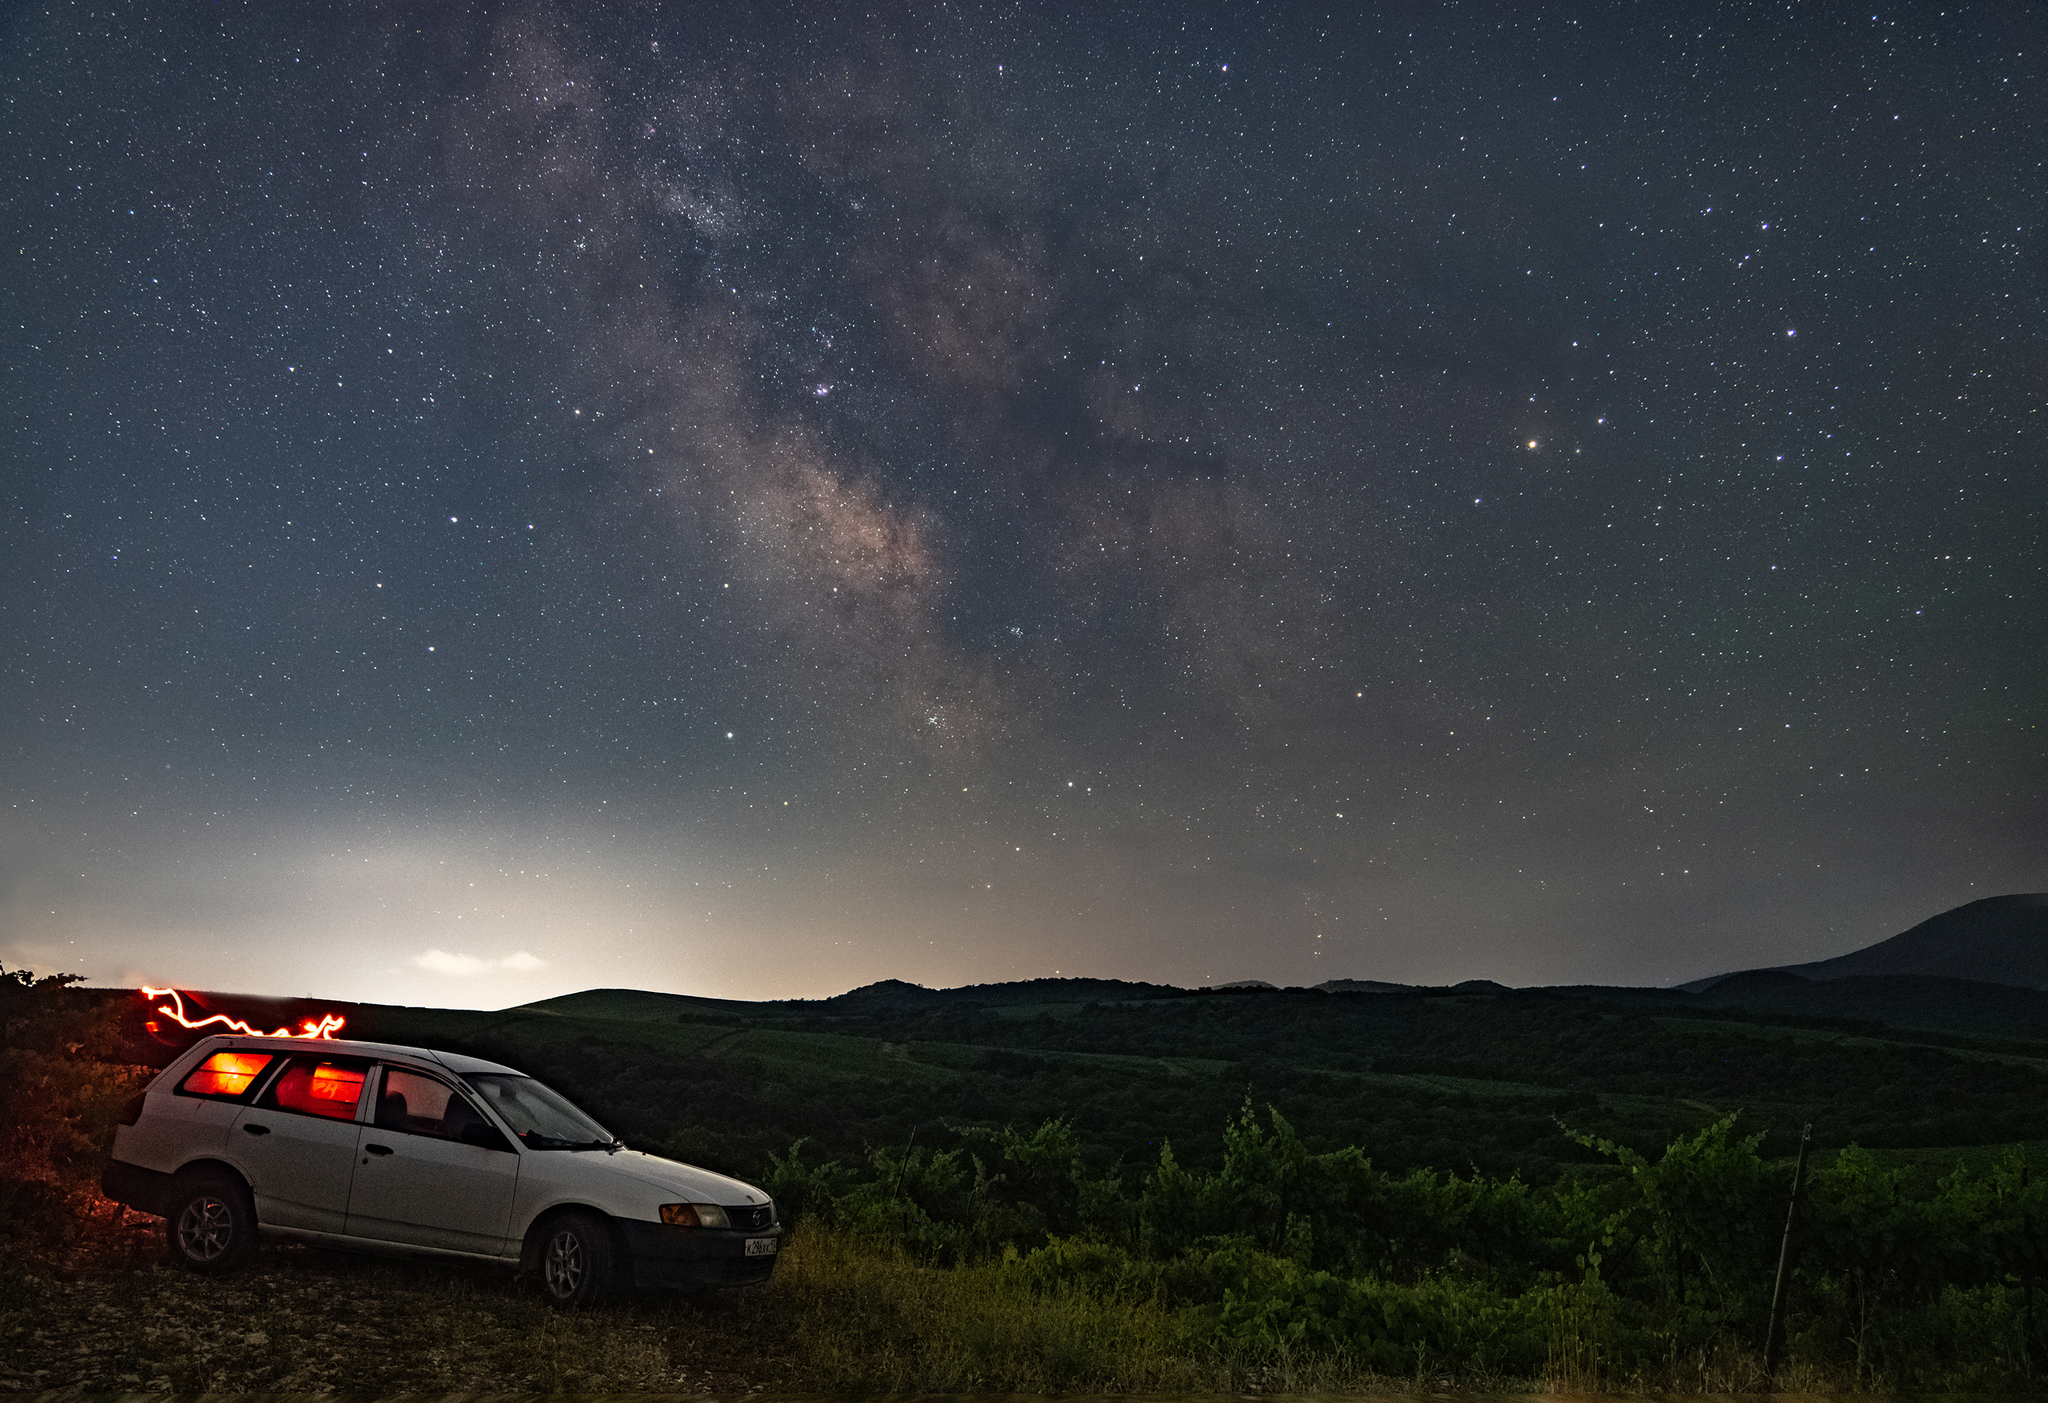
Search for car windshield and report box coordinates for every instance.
[462,1073,618,1151]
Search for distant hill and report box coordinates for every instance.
[154,969,2048,1184]
[518,987,761,1022]
[104,946,2048,1191]
[517,975,1191,1023]
[114,895,2048,1082]
[1781,894,2048,987]
[822,976,1187,1011]
[1684,893,2048,992]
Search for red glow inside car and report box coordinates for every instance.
[180,1051,275,1097]
[271,1060,366,1119]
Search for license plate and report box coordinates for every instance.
[745,1237,777,1256]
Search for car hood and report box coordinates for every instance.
[599,1149,770,1206]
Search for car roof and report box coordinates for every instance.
[189,1032,520,1076]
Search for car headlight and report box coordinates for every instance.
[659,1203,731,1228]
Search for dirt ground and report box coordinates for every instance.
[0,1212,794,1394]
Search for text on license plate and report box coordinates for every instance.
[745,1237,778,1256]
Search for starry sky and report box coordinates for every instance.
[4,2,2043,1009]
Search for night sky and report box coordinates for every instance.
[4,3,2043,1009]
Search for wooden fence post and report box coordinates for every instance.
[1762,1122,1812,1381]
[2023,1161,2034,1381]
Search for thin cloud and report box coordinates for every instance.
[413,949,547,977]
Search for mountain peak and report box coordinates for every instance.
[1688,893,2048,992]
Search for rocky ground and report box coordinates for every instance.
[0,1212,794,1394]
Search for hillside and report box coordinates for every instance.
[1684,892,2048,992]
[51,973,2048,1395]
[1776,893,2048,987]
[122,965,2048,1195]
[520,976,1193,1023]
[116,895,2048,1191]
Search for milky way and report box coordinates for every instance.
[3,3,2042,1005]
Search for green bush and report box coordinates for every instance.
[754,1102,2048,1389]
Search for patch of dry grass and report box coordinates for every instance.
[0,1215,1443,1394]
[0,1230,782,1394]
[769,1226,1213,1392]
[0,1210,1883,1395]
[763,1226,1522,1394]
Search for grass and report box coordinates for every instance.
[771,1228,1218,1392]
[0,1207,1535,1394]
[0,1238,740,1393]
[10,1195,2048,1394]
[726,1028,957,1078]
[1645,1013,2048,1070]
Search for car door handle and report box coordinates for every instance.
[242,1123,271,1136]
[364,1143,394,1156]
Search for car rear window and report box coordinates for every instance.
[177,1051,276,1101]
[259,1056,370,1121]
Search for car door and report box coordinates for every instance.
[344,1064,521,1255]
[226,1052,372,1232]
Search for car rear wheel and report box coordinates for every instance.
[536,1210,615,1307]
[165,1172,257,1274]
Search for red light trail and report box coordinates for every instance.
[141,987,346,1040]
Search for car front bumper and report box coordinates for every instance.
[616,1218,784,1288]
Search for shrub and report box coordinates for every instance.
[0,967,154,1256]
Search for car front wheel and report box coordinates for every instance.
[165,1172,257,1274]
[536,1210,616,1307]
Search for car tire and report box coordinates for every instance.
[165,1171,258,1274]
[536,1210,616,1307]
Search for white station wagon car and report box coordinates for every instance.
[101,1033,781,1304]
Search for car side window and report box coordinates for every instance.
[176,1050,277,1102]
[257,1055,371,1121]
[376,1066,494,1142]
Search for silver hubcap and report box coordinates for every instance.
[544,1228,584,1297]
[177,1195,233,1262]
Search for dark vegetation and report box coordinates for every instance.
[0,966,149,1254]
[330,974,2048,1182]
[6,966,2048,1390]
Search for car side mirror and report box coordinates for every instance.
[460,1122,515,1153]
